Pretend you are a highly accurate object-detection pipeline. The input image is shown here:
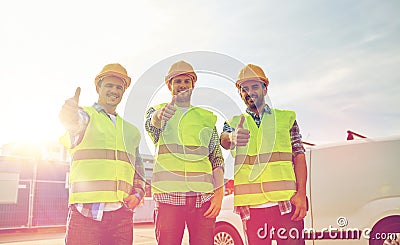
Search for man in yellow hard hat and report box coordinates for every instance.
[59,63,145,245]
[220,64,308,245]
[145,60,225,245]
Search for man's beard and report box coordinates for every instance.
[246,95,264,111]
[176,89,192,102]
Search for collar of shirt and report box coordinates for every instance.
[245,104,272,121]
[93,102,118,115]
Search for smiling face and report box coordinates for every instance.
[168,74,194,103]
[239,79,267,113]
[96,76,126,112]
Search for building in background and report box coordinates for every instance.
[0,142,156,229]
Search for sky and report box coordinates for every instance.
[1,0,400,160]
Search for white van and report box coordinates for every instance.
[214,137,400,245]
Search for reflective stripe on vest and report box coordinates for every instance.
[72,149,134,164]
[158,144,208,156]
[152,171,213,183]
[234,180,296,195]
[71,179,132,194]
[235,152,292,165]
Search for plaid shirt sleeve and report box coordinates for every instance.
[290,120,305,158]
[132,148,146,200]
[145,107,166,144]
[222,121,234,133]
[209,127,225,170]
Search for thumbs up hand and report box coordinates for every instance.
[59,87,81,128]
[72,87,81,104]
[157,95,177,122]
[230,116,250,147]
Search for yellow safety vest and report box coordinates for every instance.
[61,106,141,204]
[151,104,216,194]
[229,109,297,206]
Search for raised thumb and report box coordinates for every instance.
[237,115,245,128]
[73,87,81,103]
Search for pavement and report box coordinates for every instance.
[0,224,189,245]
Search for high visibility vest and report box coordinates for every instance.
[62,106,141,204]
[151,104,216,194]
[229,109,297,206]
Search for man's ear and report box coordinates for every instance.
[96,84,100,93]
[167,80,172,91]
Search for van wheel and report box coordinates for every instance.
[369,216,400,245]
[214,223,244,245]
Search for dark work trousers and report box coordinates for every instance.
[65,205,134,245]
[155,197,215,245]
[246,206,305,245]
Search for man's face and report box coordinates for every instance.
[239,80,267,111]
[168,74,194,102]
[96,76,126,107]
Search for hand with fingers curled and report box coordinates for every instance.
[290,192,307,221]
[157,96,176,122]
[203,187,224,219]
[230,116,250,147]
[123,194,141,211]
[59,87,81,128]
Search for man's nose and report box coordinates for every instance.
[248,88,258,95]
[110,86,120,93]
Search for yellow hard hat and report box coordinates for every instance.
[94,63,131,88]
[236,64,269,89]
[165,60,197,85]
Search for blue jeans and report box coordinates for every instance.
[155,197,215,245]
[65,205,133,245]
[246,206,305,245]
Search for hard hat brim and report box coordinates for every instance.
[165,71,197,84]
[235,77,269,89]
[94,71,131,88]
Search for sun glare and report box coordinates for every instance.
[3,114,64,145]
